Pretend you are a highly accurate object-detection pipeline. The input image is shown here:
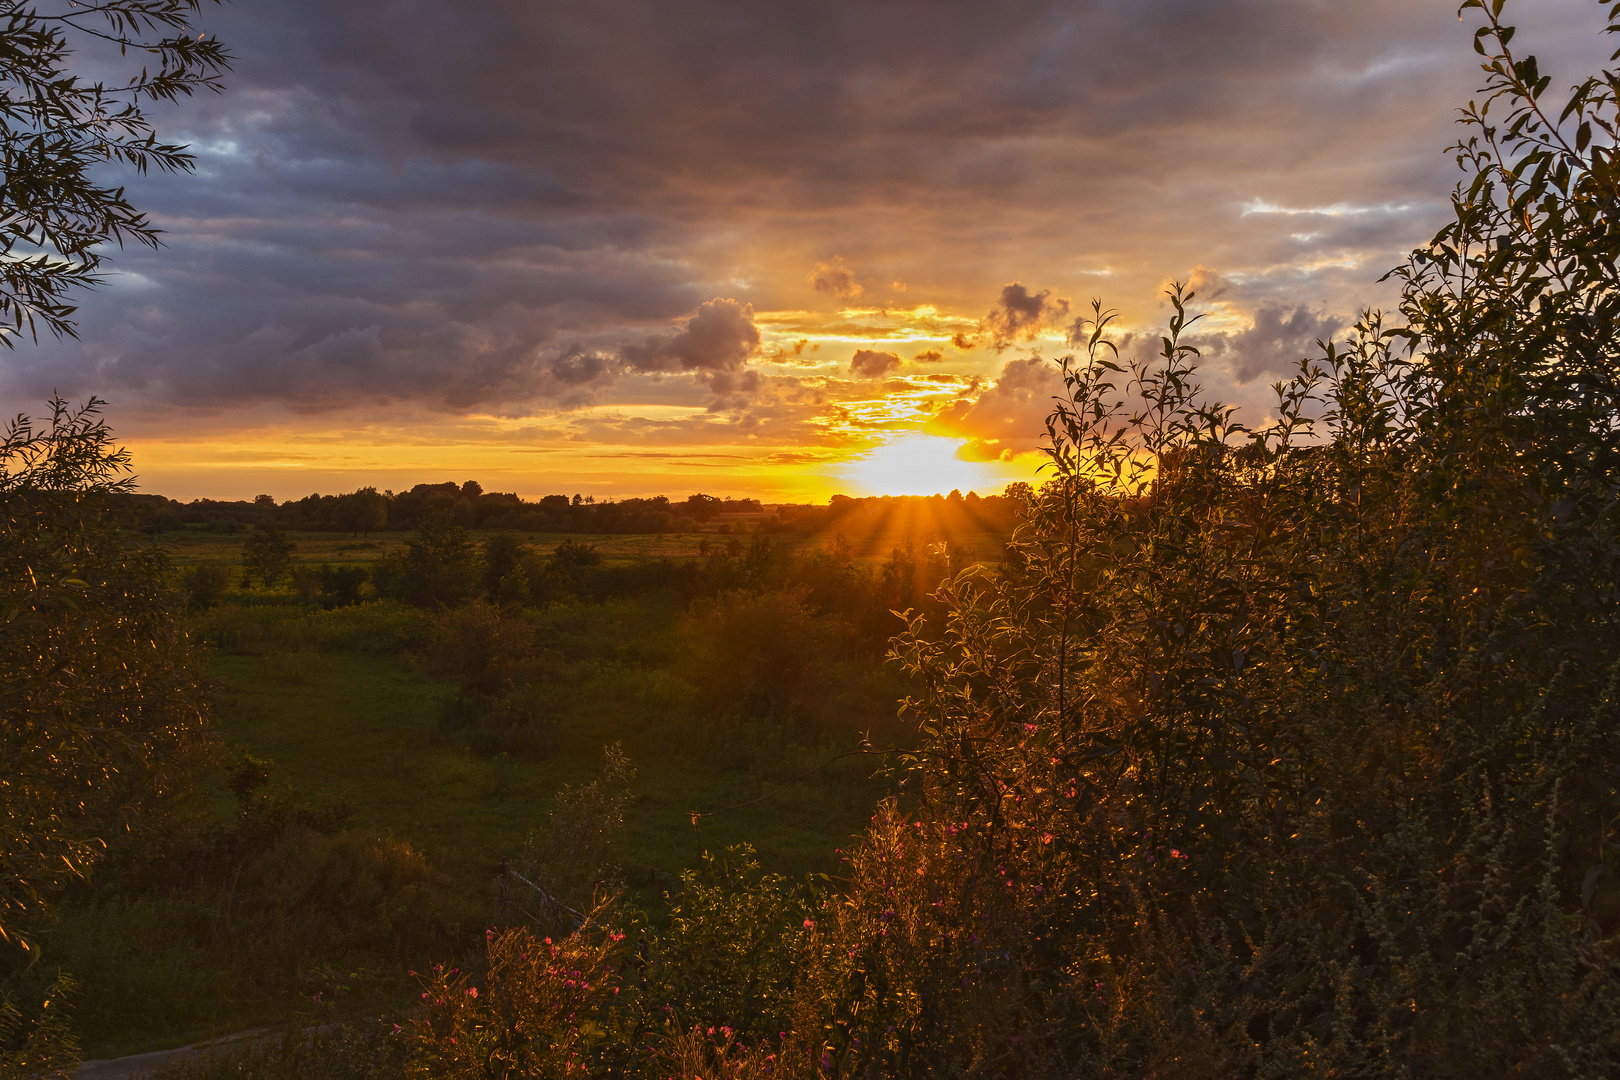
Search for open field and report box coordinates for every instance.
[38,528,921,1056]
[155,518,1011,570]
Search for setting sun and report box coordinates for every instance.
[844,434,1009,497]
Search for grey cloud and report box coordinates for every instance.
[850,349,902,378]
[980,283,1071,350]
[809,259,863,300]
[547,346,618,386]
[620,298,761,375]
[1192,304,1345,385]
[2,0,1610,421]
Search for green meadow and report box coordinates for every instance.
[39,526,934,1056]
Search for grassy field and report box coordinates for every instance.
[155,517,1010,569]
[47,527,912,1056]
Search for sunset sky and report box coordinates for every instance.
[2,0,1610,502]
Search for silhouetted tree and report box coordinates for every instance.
[332,486,388,536]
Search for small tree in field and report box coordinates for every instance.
[374,510,481,607]
[241,522,295,588]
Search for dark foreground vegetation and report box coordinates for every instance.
[5,461,980,1057]
[6,2,1620,1076]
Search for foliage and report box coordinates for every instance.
[180,560,233,610]
[678,589,838,726]
[241,523,296,588]
[332,487,388,537]
[316,563,370,608]
[0,0,230,343]
[373,510,481,608]
[505,746,634,933]
[639,847,807,1046]
[189,598,432,656]
[482,530,532,603]
[428,602,560,757]
[0,397,213,954]
[32,766,461,1050]
[403,923,629,1079]
[0,972,77,1079]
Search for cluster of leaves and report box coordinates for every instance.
[0,0,230,343]
[0,397,213,955]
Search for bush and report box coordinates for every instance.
[0,398,213,953]
[403,923,628,1079]
[678,589,837,728]
[317,564,370,608]
[241,523,295,588]
[504,746,634,931]
[427,602,560,756]
[41,772,461,1048]
[0,973,79,1079]
[373,510,480,608]
[181,561,234,610]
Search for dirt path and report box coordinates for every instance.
[74,1027,301,1080]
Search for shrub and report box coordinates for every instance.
[505,746,634,932]
[428,602,561,756]
[678,589,837,728]
[317,563,370,608]
[404,923,628,1079]
[288,563,320,603]
[373,510,480,608]
[0,398,213,954]
[0,973,79,1079]
[241,523,295,588]
[181,560,234,610]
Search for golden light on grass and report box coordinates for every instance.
[844,434,1006,497]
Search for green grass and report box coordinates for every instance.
[152,522,1006,572]
[37,589,892,1058]
[207,609,883,896]
[157,528,726,569]
[27,517,959,1057]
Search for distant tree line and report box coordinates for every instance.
[111,482,1022,538]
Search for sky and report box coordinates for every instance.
[1,0,1612,501]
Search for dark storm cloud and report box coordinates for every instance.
[620,299,761,375]
[0,0,1608,415]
